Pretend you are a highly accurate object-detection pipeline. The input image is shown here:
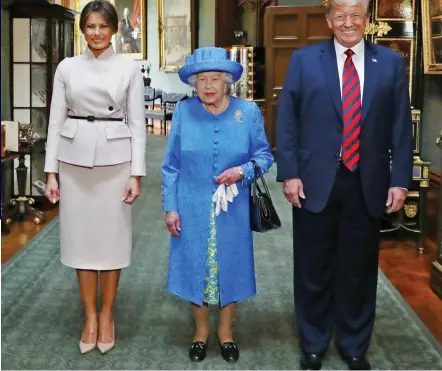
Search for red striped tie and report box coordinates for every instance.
[341,49,361,171]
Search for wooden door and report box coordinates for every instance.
[215,0,238,47]
[264,6,332,149]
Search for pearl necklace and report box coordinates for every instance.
[203,95,228,115]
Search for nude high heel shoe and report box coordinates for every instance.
[79,330,98,354]
[79,338,97,354]
[79,315,98,354]
[97,321,115,354]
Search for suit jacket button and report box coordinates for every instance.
[109,106,114,111]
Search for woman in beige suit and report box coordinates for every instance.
[44,0,146,355]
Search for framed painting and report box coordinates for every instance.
[158,0,197,72]
[374,37,415,97]
[74,0,147,60]
[375,0,415,21]
[422,0,442,74]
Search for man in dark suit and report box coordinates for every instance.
[276,0,413,369]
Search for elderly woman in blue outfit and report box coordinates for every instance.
[162,47,274,363]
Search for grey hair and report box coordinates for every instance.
[188,72,233,88]
[326,0,370,15]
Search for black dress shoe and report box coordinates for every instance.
[188,341,207,362]
[342,356,371,370]
[220,341,239,362]
[300,353,322,370]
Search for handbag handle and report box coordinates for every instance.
[250,160,273,203]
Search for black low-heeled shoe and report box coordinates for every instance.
[189,341,207,362]
[342,355,371,370]
[300,352,322,370]
[220,341,239,363]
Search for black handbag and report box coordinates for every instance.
[249,160,281,232]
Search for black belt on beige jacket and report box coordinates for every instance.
[67,114,124,122]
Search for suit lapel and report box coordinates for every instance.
[361,41,378,126]
[321,40,343,123]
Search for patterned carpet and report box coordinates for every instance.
[2,134,442,370]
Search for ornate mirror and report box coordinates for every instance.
[422,0,442,74]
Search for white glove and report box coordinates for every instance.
[212,184,240,216]
[225,183,238,202]
[212,184,226,216]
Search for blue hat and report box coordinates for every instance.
[178,47,243,84]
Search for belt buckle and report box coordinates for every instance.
[86,115,95,122]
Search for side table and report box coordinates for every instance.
[7,145,45,225]
[1,152,20,235]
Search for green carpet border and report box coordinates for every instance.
[2,214,441,354]
[377,269,442,353]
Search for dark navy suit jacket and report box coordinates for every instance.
[276,39,414,218]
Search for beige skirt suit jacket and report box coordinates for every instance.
[44,46,146,270]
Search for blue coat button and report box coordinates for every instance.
[214,140,219,144]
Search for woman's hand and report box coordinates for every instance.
[122,176,141,204]
[45,174,60,204]
[166,211,181,237]
[215,167,243,186]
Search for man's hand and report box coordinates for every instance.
[283,178,306,208]
[386,187,407,214]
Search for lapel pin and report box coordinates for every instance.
[372,58,377,63]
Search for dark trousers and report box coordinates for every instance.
[293,165,381,357]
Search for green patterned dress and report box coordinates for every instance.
[203,203,220,305]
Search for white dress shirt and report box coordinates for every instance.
[334,38,365,102]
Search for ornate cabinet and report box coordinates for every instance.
[8,0,75,221]
[227,45,265,113]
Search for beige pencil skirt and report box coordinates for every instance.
[58,161,132,270]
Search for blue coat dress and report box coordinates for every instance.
[162,96,274,306]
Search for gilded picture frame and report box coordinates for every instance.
[422,0,442,74]
[158,0,197,72]
[374,37,415,98]
[375,0,415,22]
[74,0,147,60]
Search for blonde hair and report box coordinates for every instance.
[326,0,370,15]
